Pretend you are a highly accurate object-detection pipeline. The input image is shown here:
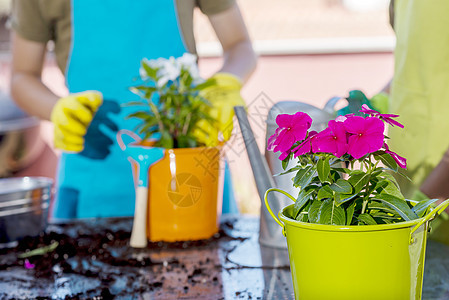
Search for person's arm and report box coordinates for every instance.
[207,3,257,84]
[10,32,102,152]
[420,147,449,200]
[10,32,60,120]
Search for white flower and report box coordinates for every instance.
[139,53,202,87]
[157,56,181,87]
[177,53,200,80]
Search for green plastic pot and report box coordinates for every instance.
[264,188,449,300]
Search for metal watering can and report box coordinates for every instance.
[234,91,368,248]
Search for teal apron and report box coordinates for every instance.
[52,0,237,219]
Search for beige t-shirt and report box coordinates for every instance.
[10,0,235,73]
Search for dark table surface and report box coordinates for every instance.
[0,215,449,300]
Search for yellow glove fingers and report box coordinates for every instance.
[193,119,219,147]
[54,129,84,152]
[218,104,235,141]
[209,73,242,90]
[74,91,103,113]
[197,73,245,145]
[63,96,98,126]
[54,127,84,144]
[50,91,103,152]
[54,139,84,152]
[52,105,90,135]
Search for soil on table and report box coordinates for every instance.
[0,218,246,299]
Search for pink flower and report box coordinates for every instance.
[311,120,348,157]
[24,259,35,269]
[360,104,404,128]
[293,131,318,157]
[344,116,385,159]
[278,149,291,160]
[267,127,283,151]
[383,142,407,169]
[267,112,313,158]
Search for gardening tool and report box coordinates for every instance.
[234,106,286,248]
[265,188,449,300]
[117,130,165,248]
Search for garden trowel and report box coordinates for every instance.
[117,130,165,248]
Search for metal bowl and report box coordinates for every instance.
[0,177,53,247]
[0,90,45,177]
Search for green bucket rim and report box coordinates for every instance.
[279,204,422,233]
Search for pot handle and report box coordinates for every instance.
[410,199,449,244]
[264,188,296,233]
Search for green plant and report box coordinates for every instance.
[267,105,437,225]
[126,53,215,149]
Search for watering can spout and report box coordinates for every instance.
[234,106,287,248]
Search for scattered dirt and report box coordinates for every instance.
[0,218,248,299]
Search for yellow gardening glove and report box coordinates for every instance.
[194,73,245,147]
[50,91,103,152]
[370,92,389,114]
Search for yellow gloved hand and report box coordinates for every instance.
[370,92,389,114]
[194,73,245,147]
[50,91,103,152]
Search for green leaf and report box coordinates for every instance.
[331,167,351,174]
[379,179,405,200]
[308,200,322,223]
[317,157,330,183]
[378,172,400,188]
[293,166,315,189]
[376,153,399,172]
[318,199,346,225]
[348,172,371,194]
[296,212,309,222]
[141,63,159,80]
[126,111,154,120]
[193,78,217,91]
[373,179,389,192]
[18,241,59,258]
[317,185,333,200]
[412,198,439,218]
[335,193,357,206]
[275,166,300,177]
[330,179,352,194]
[358,213,378,225]
[371,211,401,220]
[157,130,174,149]
[292,189,314,218]
[122,101,146,107]
[346,201,356,225]
[368,201,399,215]
[282,153,292,170]
[283,205,296,219]
[374,194,418,221]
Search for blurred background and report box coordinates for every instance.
[0,0,395,215]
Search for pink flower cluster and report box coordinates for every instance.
[267,105,406,168]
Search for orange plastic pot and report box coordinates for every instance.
[134,145,224,242]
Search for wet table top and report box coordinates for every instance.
[0,215,449,299]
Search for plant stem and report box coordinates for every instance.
[148,99,164,133]
[182,113,192,135]
[361,198,368,214]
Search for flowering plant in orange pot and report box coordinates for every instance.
[120,53,224,247]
